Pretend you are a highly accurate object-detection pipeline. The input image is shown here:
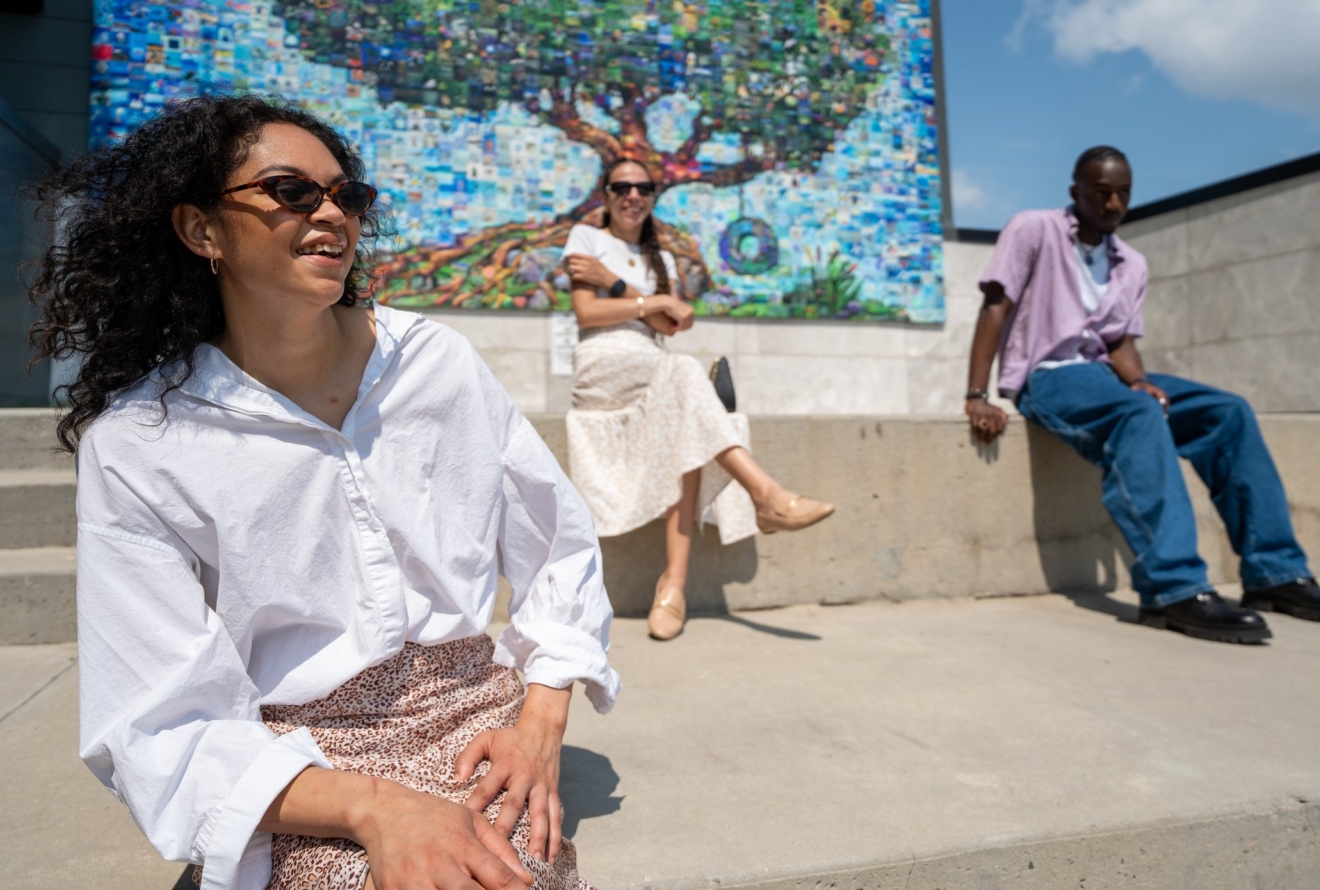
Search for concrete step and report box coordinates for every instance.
[0,547,76,644]
[0,469,77,550]
[4,593,1319,890]
[0,408,68,471]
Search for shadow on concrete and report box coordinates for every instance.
[559,745,622,839]
[709,612,822,640]
[972,430,1002,464]
[600,520,757,618]
[170,866,193,890]
[1061,592,1141,624]
[1025,424,1138,624]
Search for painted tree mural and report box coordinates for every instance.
[273,0,891,308]
[90,0,944,319]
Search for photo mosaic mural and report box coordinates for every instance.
[91,0,945,322]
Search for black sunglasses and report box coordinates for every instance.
[220,174,378,217]
[606,180,657,197]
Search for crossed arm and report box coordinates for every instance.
[563,254,693,335]
[259,683,572,890]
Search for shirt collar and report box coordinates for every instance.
[1064,205,1125,265]
[179,304,421,428]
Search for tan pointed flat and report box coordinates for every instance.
[647,579,687,641]
[756,492,835,534]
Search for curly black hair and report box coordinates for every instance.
[26,93,386,452]
[599,157,671,297]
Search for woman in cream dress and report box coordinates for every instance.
[562,158,834,641]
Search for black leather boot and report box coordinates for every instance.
[1138,590,1272,643]
[1241,577,1320,621]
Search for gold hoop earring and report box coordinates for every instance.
[210,257,219,275]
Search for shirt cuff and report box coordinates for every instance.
[198,727,333,890]
[493,622,622,715]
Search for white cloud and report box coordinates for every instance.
[1017,0,1320,117]
[952,167,996,214]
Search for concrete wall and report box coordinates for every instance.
[1122,170,1320,412]
[7,407,1313,640]
[444,166,1320,420]
[0,0,93,164]
[514,414,1320,618]
[425,239,1001,418]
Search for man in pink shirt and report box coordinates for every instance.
[964,146,1316,644]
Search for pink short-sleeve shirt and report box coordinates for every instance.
[979,207,1148,397]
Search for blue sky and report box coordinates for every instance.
[941,0,1320,229]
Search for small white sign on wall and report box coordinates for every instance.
[550,312,579,377]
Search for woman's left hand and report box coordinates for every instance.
[563,254,615,290]
[456,684,572,865]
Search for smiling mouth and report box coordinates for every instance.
[296,244,345,258]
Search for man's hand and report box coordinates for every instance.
[456,684,571,865]
[966,399,1008,444]
[1130,379,1169,414]
[563,254,615,289]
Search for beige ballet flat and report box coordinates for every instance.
[756,492,835,534]
[647,579,687,641]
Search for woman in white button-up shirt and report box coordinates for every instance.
[28,95,617,890]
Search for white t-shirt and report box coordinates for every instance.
[561,223,679,299]
[1074,237,1111,312]
[1034,237,1114,372]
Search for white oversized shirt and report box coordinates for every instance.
[75,305,619,890]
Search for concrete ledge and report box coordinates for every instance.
[2,410,1317,639]
[0,547,76,644]
[523,414,1320,618]
[0,469,78,549]
[0,408,73,470]
[691,801,1320,890]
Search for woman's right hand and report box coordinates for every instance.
[356,780,533,890]
[644,313,679,336]
[657,295,695,333]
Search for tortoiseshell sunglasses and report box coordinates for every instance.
[219,175,378,217]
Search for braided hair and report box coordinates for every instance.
[599,158,671,296]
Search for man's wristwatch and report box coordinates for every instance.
[966,387,990,401]
[608,278,627,298]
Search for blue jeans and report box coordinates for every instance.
[1016,363,1310,608]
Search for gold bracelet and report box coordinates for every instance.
[637,295,646,318]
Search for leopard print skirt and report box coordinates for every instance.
[258,635,594,890]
